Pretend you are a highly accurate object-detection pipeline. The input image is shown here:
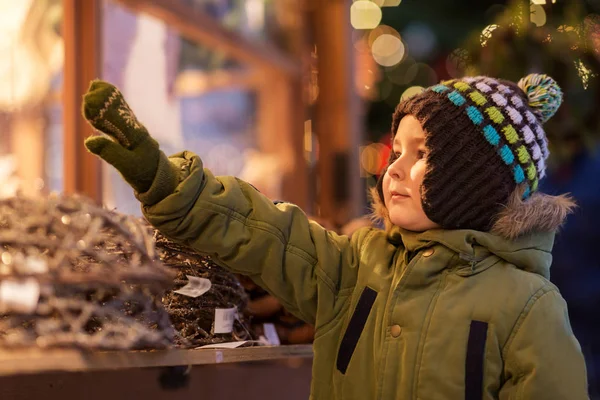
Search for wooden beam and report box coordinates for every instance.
[113,0,300,78]
[62,0,102,203]
[256,74,308,210]
[311,0,364,226]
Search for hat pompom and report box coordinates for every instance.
[517,73,563,123]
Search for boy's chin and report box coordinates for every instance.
[389,213,438,232]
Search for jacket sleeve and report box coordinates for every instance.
[499,286,589,400]
[138,151,372,327]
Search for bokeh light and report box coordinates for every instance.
[400,86,425,101]
[368,25,401,47]
[412,63,438,87]
[372,34,405,67]
[480,24,499,47]
[382,0,402,6]
[360,143,388,175]
[402,23,436,59]
[368,0,385,7]
[379,80,394,102]
[369,25,405,68]
[584,14,600,54]
[386,57,418,85]
[351,1,382,30]
[530,4,547,27]
[557,25,577,33]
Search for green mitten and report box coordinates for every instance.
[83,80,164,194]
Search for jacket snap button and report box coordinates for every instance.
[422,248,435,257]
[391,325,402,338]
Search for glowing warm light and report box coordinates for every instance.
[382,0,402,6]
[368,25,401,47]
[372,34,405,67]
[530,4,547,27]
[557,25,577,33]
[480,24,499,47]
[575,59,596,90]
[400,86,425,101]
[360,143,387,175]
[304,120,312,153]
[351,1,382,30]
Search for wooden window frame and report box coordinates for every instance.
[63,0,308,209]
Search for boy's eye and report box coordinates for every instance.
[391,151,401,161]
[417,150,426,160]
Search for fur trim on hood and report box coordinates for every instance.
[369,186,576,240]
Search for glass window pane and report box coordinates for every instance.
[0,0,63,196]
[174,0,302,54]
[102,0,257,216]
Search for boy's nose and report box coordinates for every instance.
[388,159,406,181]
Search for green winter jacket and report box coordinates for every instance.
[139,151,588,400]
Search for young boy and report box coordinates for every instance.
[82,73,589,399]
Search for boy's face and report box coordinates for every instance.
[382,115,440,232]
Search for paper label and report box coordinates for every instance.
[174,276,211,298]
[213,307,237,334]
[263,323,281,346]
[23,256,48,274]
[0,279,40,313]
[198,341,250,349]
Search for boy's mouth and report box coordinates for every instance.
[391,190,410,200]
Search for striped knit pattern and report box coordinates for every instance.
[376,75,558,232]
[432,77,548,196]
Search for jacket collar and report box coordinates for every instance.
[387,226,555,278]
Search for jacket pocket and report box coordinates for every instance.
[465,320,489,400]
[336,286,378,374]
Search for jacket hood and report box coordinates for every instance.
[370,186,575,278]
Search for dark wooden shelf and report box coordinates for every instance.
[0,344,313,376]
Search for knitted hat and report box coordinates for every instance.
[376,73,563,232]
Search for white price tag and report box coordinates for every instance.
[198,341,250,349]
[23,256,48,274]
[263,323,281,346]
[213,307,237,334]
[174,276,211,298]
[0,279,40,313]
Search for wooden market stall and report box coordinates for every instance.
[0,0,364,398]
